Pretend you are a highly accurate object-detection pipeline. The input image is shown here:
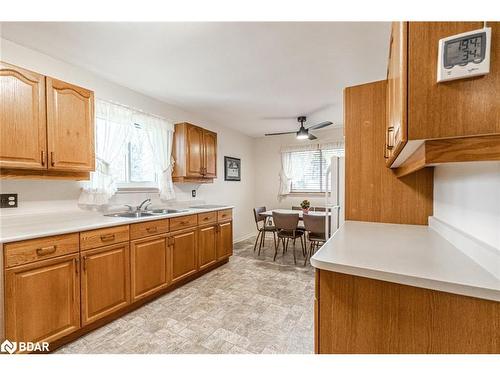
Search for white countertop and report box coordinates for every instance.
[310,221,500,302]
[0,206,234,243]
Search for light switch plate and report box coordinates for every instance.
[192,190,196,198]
[0,193,18,208]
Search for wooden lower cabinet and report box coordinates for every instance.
[216,221,233,260]
[171,228,198,283]
[198,225,218,270]
[130,235,171,302]
[3,210,233,351]
[4,254,80,344]
[316,270,500,354]
[80,243,130,325]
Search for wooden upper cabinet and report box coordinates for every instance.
[46,77,95,172]
[186,124,204,177]
[386,22,500,167]
[4,254,81,345]
[173,122,217,182]
[408,22,500,140]
[0,62,47,170]
[80,243,130,326]
[203,129,217,178]
[0,61,95,178]
[385,22,407,165]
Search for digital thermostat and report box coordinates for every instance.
[437,27,491,82]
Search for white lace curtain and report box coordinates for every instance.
[278,140,344,197]
[79,99,175,206]
[136,113,176,201]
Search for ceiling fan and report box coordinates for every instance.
[264,116,333,140]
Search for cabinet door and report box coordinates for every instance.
[198,225,217,270]
[130,235,171,302]
[81,243,130,325]
[171,229,198,283]
[46,77,95,172]
[0,61,47,170]
[186,124,204,177]
[385,22,407,165]
[216,221,233,260]
[408,22,500,140]
[5,254,80,345]
[203,129,217,178]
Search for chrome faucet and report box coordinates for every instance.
[137,198,152,211]
[125,198,152,212]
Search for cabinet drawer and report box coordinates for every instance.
[130,219,169,240]
[198,211,217,225]
[217,209,232,222]
[170,214,198,232]
[80,225,129,250]
[4,233,79,268]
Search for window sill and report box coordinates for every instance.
[287,192,330,197]
[115,187,159,194]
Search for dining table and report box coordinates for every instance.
[260,209,331,219]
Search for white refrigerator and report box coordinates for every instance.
[324,156,345,239]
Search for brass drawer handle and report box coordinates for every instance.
[146,227,158,233]
[36,245,57,256]
[203,217,209,221]
[50,151,55,167]
[100,234,115,242]
[41,150,46,166]
[180,221,188,225]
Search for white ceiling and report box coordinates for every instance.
[1,22,391,137]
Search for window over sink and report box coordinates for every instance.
[79,99,175,206]
[106,122,158,189]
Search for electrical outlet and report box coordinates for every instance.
[191,190,196,198]
[0,193,18,208]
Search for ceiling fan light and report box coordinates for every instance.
[296,127,309,140]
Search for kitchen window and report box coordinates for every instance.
[107,122,158,189]
[79,99,175,206]
[278,142,344,197]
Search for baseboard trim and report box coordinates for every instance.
[429,216,500,280]
[233,232,256,244]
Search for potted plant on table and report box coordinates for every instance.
[300,199,311,214]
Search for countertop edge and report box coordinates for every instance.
[310,258,500,302]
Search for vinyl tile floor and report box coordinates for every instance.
[57,235,315,354]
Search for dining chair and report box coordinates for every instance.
[253,207,277,255]
[302,214,326,266]
[291,206,302,210]
[272,212,306,265]
[313,206,326,212]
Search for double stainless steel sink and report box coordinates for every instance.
[105,208,188,218]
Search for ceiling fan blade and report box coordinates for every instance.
[264,131,297,136]
[307,121,333,130]
[308,133,318,140]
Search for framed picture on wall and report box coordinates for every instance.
[224,156,241,181]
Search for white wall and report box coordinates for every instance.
[253,127,344,210]
[0,38,256,241]
[433,162,500,250]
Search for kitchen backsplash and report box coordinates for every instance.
[0,179,209,216]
